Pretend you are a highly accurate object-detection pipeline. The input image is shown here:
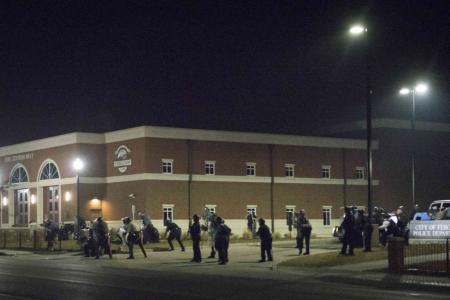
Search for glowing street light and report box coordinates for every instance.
[399,83,429,207]
[349,24,373,230]
[349,24,366,35]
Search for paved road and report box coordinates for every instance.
[0,239,447,299]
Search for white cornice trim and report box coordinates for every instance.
[329,118,450,134]
[0,126,370,156]
[0,133,104,157]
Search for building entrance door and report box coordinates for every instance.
[16,189,29,225]
[47,186,59,223]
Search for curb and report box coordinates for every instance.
[318,272,450,293]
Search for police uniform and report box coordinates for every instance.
[123,217,147,259]
[165,221,185,251]
[256,218,273,262]
[189,215,202,262]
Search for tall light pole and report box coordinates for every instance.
[349,24,373,221]
[399,83,428,208]
[73,158,84,227]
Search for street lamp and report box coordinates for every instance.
[349,24,373,221]
[399,83,429,208]
[73,158,84,227]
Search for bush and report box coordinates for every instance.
[242,231,252,240]
[230,234,239,241]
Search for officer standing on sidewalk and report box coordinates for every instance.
[215,217,231,265]
[189,214,202,262]
[256,218,273,262]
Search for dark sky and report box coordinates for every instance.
[1,0,450,146]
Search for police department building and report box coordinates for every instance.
[0,126,379,236]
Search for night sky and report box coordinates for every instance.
[2,1,450,146]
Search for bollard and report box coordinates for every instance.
[446,238,449,274]
[33,230,37,249]
[388,236,405,273]
[3,231,6,248]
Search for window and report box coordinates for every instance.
[246,162,256,176]
[40,162,60,180]
[162,159,173,174]
[322,206,331,226]
[11,166,29,184]
[163,205,174,224]
[285,164,295,178]
[205,205,216,214]
[321,165,331,179]
[286,206,296,226]
[247,205,257,216]
[205,161,216,175]
[356,167,365,179]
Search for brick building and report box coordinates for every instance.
[0,126,379,236]
[326,118,450,213]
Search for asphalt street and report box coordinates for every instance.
[0,240,447,300]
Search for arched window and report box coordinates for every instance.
[39,161,60,180]
[10,166,29,184]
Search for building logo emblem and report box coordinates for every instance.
[113,145,132,173]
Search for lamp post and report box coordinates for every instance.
[73,158,84,226]
[349,24,373,221]
[399,83,428,208]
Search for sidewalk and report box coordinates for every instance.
[279,256,450,293]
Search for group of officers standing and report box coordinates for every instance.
[43,207,319,264]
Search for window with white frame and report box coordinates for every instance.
[321,165,331,179]
[285,164,295,178]
[205,161,216,175]
[246,205,257,216]
[162,159,173,174]
[163,205,174,224]
[356,167,365,179]
[246,162,256,176]
[205,204,216,214]
[286,205,296,225]
[322,206,331,226]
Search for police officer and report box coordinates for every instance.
[122,216,147,259]
[215,217,231,265]
[207,213,219,258]
[164,220,185,251]
[256,218,273,262]
[340,207,355,255]
[44,218,58,251]
[361,209,373,252]
[92,217,112,259]
[297,209,312,255]
[189,214,202,262]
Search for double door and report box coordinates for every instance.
[16,189,29,225]
[47,186,59,222]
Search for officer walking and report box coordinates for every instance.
[214,217,231,265]
[164,220,185,251]
[92,217,112,259]
[122,216,147,259]
[189,214,202,262]
[256,218,273,262]
[297,209,312,255]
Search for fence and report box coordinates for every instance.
[0,229,80,251]
[388,237,450,274]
